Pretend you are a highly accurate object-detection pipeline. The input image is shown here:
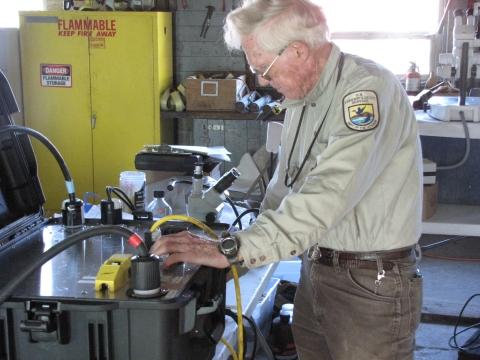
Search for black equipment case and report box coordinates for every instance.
[134,151,220,175]
[0,70,226,360]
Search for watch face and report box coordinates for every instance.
[219,236,238,264]
[222,238,236,250]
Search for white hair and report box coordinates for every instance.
[224,0,330,54]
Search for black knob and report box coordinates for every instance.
[205,212,217,223]
[130,254,161,297]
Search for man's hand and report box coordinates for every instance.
[149,231,231,269]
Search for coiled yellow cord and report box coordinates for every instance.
[150,214,244,360]
[221,338,239,360]
[150,214,217,238]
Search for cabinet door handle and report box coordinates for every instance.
[92,114,96,129]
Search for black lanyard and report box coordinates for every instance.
[284,52,345,188]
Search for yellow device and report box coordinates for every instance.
[95,254,133,292]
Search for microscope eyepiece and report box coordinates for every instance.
[213,167,240,193]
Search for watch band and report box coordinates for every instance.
[224,253,239,266]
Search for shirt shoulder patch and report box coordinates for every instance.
[343,91,380,131]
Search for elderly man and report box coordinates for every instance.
[150,0,423,358]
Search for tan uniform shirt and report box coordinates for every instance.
[235,42,423,269]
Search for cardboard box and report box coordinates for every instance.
[185,75,247,111]
[423,182,438,220]
[423,158,437,185]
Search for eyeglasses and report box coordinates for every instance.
[249,48,285,82]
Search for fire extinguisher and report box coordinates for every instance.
[405,61,421,96]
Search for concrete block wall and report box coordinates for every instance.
[193,119,269,173]
[169,0,269,172]
[169,0,245,86]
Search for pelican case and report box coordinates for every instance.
[0,70,226,360]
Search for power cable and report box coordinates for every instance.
[225,196,242,229]
[437,111,470,170]
[150,215,245,360]
[107,186,136,212]
[226,308,249,358]
[425,111,471,170]
[420,235,468,251]
[0,125,77,202]
[449,294,480,351]
[0,226,147,307]
[231,208,260,229]
[422,254,480,262]
[421,236,480,261]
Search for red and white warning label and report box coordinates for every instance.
[40,64,72,88]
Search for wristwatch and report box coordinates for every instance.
[218,235,239,265]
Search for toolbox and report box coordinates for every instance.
[0,70,227,360]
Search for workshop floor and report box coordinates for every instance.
[414,234,480,360]
[252,234,480,360]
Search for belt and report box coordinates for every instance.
[315,247,415,271]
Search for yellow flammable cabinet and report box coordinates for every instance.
[19,11,173,212]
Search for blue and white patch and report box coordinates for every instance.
[343,91,379,131]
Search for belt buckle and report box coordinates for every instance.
[308,244,321,261]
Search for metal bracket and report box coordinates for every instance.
[20,301,70,344]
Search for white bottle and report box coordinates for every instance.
[281,303,294,321]
[146,189,172,219]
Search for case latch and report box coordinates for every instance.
[20,300,70,344]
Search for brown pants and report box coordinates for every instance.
[292,251,423,360]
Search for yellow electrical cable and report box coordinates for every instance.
[231,264,244,360]
[149,214,244,360]
[221,338,239,360]
[150,214,217,238]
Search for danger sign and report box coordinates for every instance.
[41,64,72,88]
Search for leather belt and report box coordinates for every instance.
[315,247,415,271]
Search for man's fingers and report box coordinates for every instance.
[149,232,191,253]
[162,252,188,269]
[151,239,187,258]
[150,231,218,254]
[148,230,229,269]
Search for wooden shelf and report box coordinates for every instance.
[164,109,480,136]
[160,110,285,121]
[422,204,480,237]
